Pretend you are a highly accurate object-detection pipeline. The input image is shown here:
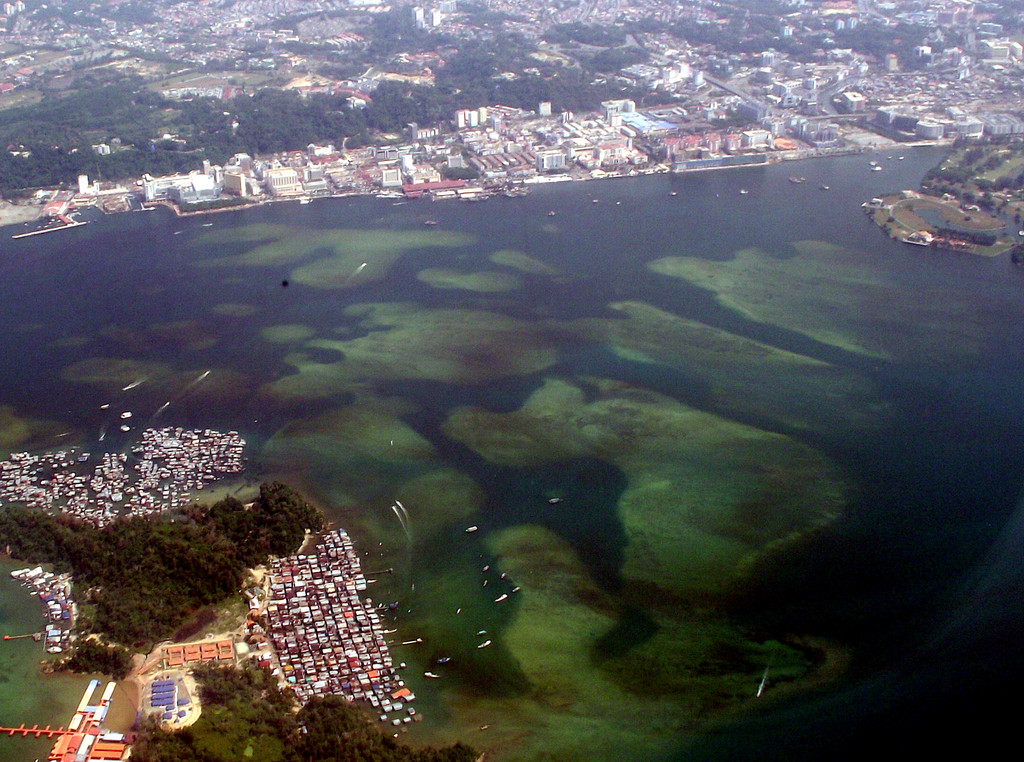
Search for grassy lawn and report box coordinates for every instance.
[897,197,1005,231]
[978,150,1024,182]
[0,89,42,111]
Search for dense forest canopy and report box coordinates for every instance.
[0,481,325,645]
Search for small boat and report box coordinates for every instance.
[739,189,749,195]
[119,425,131,432]
[436,657,451,664]
[511,586,521,593]
[477,640,492,649]
[299,198,311,205]
[465,526,478,533]
[201,222,213,227]
[757,666,770,697]
[494,594,508,603]
[547,210,556,216]
[120,411,132,419]
[591,199,599,203]
[669,191,677,196]
[548,497,563,504]
[476,630,487,636]
[100,404,110,410]
[482,565,490,572]
[898,156,905,160]
[424,220,438,226]
[820,185,830,191]
[424,672,441,679]
[871,165,882,172]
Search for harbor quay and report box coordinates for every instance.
[0,426,245,527]
[258,529,420,727]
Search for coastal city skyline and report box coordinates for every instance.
[1,2,1024,762]
[0,0,1022,223]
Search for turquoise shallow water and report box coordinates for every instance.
[1,148,1023,759]
[0,559,97,762]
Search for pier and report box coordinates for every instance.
[0,724,69,738]
[10,218,87,239]
[1,680,130,761]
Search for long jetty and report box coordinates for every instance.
[0,724,69,738]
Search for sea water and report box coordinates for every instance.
[1,147,1023,760]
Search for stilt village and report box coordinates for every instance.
[1,431,437,760]
[0,426,245,527]
[256,529,420,726]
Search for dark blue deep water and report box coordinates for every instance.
[2,148,1023,760]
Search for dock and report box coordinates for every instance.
[10,218,87,239]
[1,680,129,761]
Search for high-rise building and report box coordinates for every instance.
[264,167,301,196]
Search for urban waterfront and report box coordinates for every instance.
[2,147,1024,761]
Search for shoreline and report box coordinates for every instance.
[3,137,950,231]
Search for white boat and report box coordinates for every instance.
[757,666,769,697]
[494,594,508,603]
[465,526,478,533]
[120,412,132,419]
[476,640,492,649]
[739,189,749,195]
[424,672,440,679]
